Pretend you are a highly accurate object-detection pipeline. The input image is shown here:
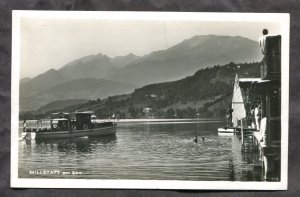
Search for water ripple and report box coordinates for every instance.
[19,120,263,181]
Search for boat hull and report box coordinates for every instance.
[218,128,235,134]
[33,125,116,139]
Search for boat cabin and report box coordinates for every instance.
[24,119,51,132]
[24,111,96,132]
[51,112,70,119]
[51,118,69,131]
[69,112,92,130]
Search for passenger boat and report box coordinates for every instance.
[22,111,116,140]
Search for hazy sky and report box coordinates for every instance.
[20,17,281,79]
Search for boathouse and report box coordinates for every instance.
[231,34,281,180]
[231,75,261,127]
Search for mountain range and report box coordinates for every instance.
[24,61,261,119]
[20,35,263,111]
[106,35,262,85]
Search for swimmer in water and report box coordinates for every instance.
[194,136,198,143]
[202,137,205,141]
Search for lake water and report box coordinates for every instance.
[18,119,263,181]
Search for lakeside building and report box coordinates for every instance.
[143,107,153,119]
[231,34,281,181]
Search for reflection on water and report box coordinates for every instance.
[35,135,117,153]
[19,120,263,181]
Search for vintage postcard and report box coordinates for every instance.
[11,11,289,189]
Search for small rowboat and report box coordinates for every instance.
[218,127,235,134]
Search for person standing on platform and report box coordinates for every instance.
[259,29,269,78]
[226,105,233,127]
[250,106,256,128]
[259,29,268,55]
[255,104,262,131]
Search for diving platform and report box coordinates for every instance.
[218,126,257,134]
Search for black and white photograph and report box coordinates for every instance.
[11,11,289,190]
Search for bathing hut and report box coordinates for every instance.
[231,34,282,180]
[232,74,261,128]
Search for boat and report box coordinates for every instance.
[22,111,117,140]
[218,127,235,134]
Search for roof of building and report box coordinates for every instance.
[74,111,94,114]
[239,78,271,87]
[239,78,261,83]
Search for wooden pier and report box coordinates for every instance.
[236,118,281,181]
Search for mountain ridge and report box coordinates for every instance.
[20,35,263,111]
[25,61,261,119]
[20,78,137,111]
[104,35,262,85]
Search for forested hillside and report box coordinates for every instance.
[21,61,261,120]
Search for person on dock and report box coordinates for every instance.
[23,120,26,132]
[259,29,270,78]
[255,104,261,131]
[250,106,256,129]
[226,105,233,127]
[259,29,268,55]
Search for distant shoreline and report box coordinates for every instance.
[19,118,225,124]
[99,118,225,123]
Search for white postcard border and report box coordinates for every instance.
[11,11,290,190]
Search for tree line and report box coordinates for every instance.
[20,61,261,120]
